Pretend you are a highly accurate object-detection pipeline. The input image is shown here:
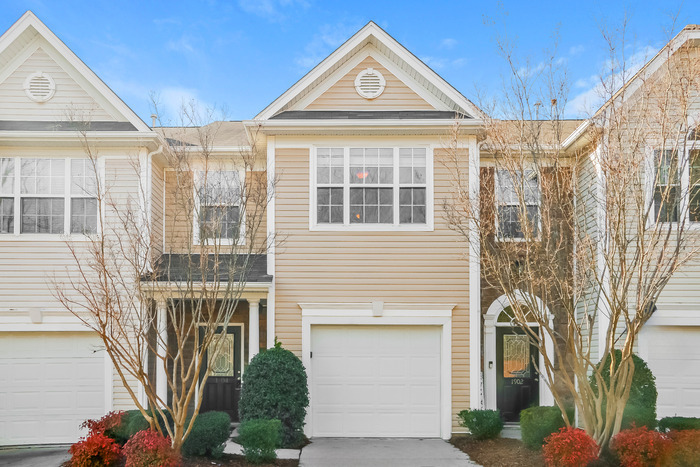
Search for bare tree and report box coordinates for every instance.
[53,101,274,453]
[441,23,700,448]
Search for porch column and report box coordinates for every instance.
[156,298,168,405]
[248,299,260,360]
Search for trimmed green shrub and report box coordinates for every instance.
[108,410,150,445]
[182,411,232,457]
[590,350,657,430]
[659,417,700,432]
[238,419,282,464]
[457,409,503,440]
[239,341,309,447]
[520,406,565,450]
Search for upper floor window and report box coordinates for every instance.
[197,170,242,242]
[0,157,98,235]
[653,127,700,223]
[495,169,540,239]
[313,147,431,230]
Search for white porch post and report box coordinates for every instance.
[156,298,168,405]
[248,299,260,360]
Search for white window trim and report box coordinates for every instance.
[0,156,102,241]
[648,139,700,229]
[309,145,434,232]
[192,169,246,246]
[494,167,542,242]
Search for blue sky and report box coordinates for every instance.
[2,0,699,123]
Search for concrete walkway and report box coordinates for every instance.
[299,438,479,467]
[0,446,70,467]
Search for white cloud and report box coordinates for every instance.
[167,35,196,54]
[153,87,213,123]
[569,44,585,56]
[439,38,458,50]
[566,44,658,117]
[295,22,362,70]
[238,0,310,22]
[421,56,467,71]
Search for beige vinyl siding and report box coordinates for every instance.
[0,46,115,121]
[305,56,434,111]
[151,159,165,255]
[273,147,470,431]
[163,169,268,254]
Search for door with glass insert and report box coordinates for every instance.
[496,326,540,422]
[200,326,241,421]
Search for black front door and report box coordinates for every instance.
[496,326,540,422]
[200,326,242,421]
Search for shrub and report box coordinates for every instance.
[668,429,700,466]
[69,432,122,467]
[238,419,282,465]
[590,351,657,430]
[457,409,503,440]
[107,409,150,445]
[239,341,309,447]
[520,406,566,450]
[543,427,599,467]
[610,426,672,467]
[658,416,700,432]
[81,411,125,437]
[123,429,179,467]
[181,411,232,457]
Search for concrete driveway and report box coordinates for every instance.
[0,446,70,467]
[300,438,479,467]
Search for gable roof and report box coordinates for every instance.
[0,11,151,132]
[563,24,700,150]
[255,21,483,121]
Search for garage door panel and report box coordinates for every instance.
[311,325,441,438]
[0,332,106,445]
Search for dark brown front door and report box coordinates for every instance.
[496,326,540,422]
[200,326,242,421]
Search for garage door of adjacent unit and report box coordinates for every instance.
[0,332,106,445]
[644,326,700,418]
[310,325,442,437]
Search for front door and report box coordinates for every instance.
[496,326,540,422]
[200,326,242,421]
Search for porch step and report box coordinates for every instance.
[501,423,522,440]
[224,439,301,460]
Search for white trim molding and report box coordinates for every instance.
[483,293,555,412]
[299,302,454,439]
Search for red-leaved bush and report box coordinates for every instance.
[668,429,700,466]
[69,432,122,467]
[123,429,179,467]
[80,410,125,436]
[543,427,599,467]
[610,426,672,467]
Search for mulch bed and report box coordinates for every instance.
[450,435,544,467]
[181,455,298,466]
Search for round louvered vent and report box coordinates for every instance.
[24,72,56,102]
[354,68,386,99]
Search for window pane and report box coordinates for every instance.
[317,187,343,224]
[654,149,680,223]
[71,159,97,196]
[654,186,679,223]
[200,171,241,205]
[21,159,64,195]
[200,205,240,239]
[0,158,14,194]
[71,198,98,234]
[350,148,393,185]
[21,197,64,234]
[398,187,426,224]
[399,148,426,184]
[0,198,13,233]
[498,205,539,238]
[349,187,392,224]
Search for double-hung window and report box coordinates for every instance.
[495,169,540,239]
[313,147,430,229]
[0,157,99,236]
[197,170,242,242]
[653,128,700,223]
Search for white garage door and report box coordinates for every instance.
[643,326,700,418]
[310,325,441,437]
[0,332,106,445]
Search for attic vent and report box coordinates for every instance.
[354,68,386,99]
[24,72,56,102]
